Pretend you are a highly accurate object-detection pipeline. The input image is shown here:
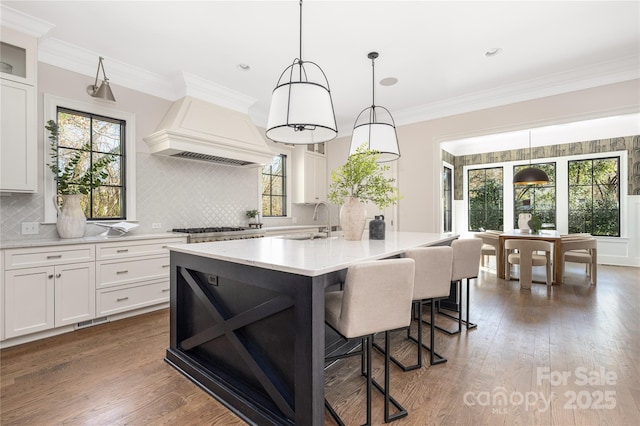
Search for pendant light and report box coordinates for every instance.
[87,57,116,102]
[348,51,400,162]
[266,0,337,145]
[513,131,549,185]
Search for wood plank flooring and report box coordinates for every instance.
[1,263,639,425]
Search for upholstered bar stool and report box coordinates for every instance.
[504,239,553,288]
[399,246,453,369]
[324,258,415,425]
[437,238,482,335]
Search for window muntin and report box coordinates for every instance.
[56,108,126,220]
[568,157,620,236]
[468,167,503,231]
[513,162,556,229]
[262,154,287,217]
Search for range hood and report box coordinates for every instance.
[144,96,275,167]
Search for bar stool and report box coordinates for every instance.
[394,246,453,369]
[324,258,415,425]
[437,238,482,335]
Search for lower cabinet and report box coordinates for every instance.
[4,261,95,338]
[1,235,186,344]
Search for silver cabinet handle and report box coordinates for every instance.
[162,245,168,248]
[116,270,128,274]
[162,264,170,268]
[116,249,129,253]
[55,273,61,278]
[47,254,62,259]
[162,288,170,292]
[116,297,129,302]
[48,274,54,279]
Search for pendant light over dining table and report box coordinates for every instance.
[349,52,400,162]
[513,131,550,185]
[266,0,337,145]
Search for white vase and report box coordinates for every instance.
[518,213,532,232]
[54,194,86,238]
[340,197,367,241]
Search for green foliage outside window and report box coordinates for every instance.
[568,158,619,236]
[49,109,125,220]
[468,167,503,231]
[262,155,286,217]
[513,163,556,229]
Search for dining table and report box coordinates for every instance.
[497,229,562,284]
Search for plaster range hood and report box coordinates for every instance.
[144,96,275,167]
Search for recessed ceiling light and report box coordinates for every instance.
[237,63,250,71]
[380,77,398,86]
[485,48,502,57]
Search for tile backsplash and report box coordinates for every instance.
[0,152,262,241]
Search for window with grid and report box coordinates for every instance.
[468,167,503,231]
[513,162,556,229]
[568,157,620,236]
[55,108,126,220]
[262,154,287,217]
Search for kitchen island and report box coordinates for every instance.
[165,232,457,425]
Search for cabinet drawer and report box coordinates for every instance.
[96,237,186,260]
[4,244,95,270]
[96,255,170,288]
[96,281,170,316]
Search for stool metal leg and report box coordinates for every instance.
[434,278,477,334]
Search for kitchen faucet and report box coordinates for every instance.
[313,201,332,237]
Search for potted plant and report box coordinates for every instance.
[245,209,260,224]
[328,144,399,240]
[46,120,115,238]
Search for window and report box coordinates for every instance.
[55,108,126,220]
[262,154,287,217]
[513,162,556,229]
[568,157,620,236]
[443,164,453,232]
[468,167,503,231]
[44,94,136,224]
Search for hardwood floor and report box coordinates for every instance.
[1,263,638,425]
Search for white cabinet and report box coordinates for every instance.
[3,245,96,339]
[293,146,327,203]
[0,27,37,193]
[95,237,182,317]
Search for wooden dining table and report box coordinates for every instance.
[497,230,562,284]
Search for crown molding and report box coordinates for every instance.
[393,55,640,128]
[179,72,257,113]
[0,5,54,37]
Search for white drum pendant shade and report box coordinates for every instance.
[350,112,400,163]
[266,76,337,144]
[348,52,400,162]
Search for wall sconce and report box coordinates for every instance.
[87,56,116,101]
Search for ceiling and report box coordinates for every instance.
[2,1,639,140]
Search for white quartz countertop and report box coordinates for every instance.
[168,232,458,277]
[0,232,186,249]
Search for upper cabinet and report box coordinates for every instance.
[0,27,38,193]
[292,144,327,204]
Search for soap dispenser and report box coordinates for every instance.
[369,215,386,240]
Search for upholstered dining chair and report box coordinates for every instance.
[324,258,415,425]
[475,231,500,268]
[391,246,453,369]
[558,236,597,285]
[436,238,482,335]
[504,239,553,289]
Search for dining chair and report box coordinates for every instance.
[558,236,597,285]
[475,231,499,268]
[324,258,415,425]
[504,239,553,288]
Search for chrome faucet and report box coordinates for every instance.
[313,201,332,237]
